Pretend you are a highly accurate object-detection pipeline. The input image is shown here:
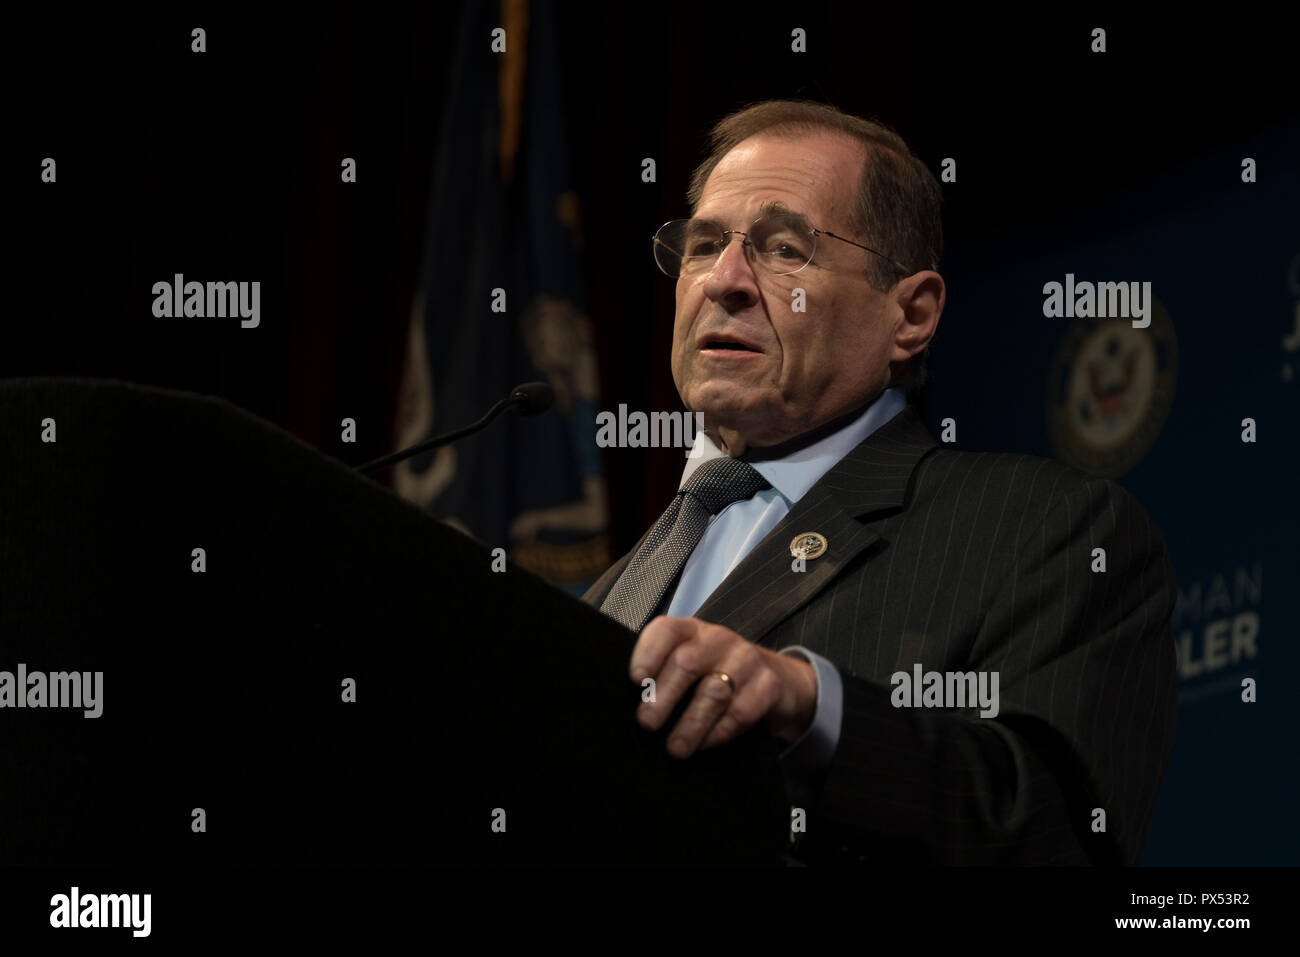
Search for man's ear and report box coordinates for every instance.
[894,270,944,358]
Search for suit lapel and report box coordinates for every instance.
[693,403,939,644]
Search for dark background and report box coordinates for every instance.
[6,4,1297,867]
[9,5,1294,550]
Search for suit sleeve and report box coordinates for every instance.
[791,478,1179,865]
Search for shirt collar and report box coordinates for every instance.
[679,387,909,505]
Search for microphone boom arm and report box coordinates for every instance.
[354,382,553,476]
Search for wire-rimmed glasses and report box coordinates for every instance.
[652,208,913,279]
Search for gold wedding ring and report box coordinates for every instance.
[709,672,735,693]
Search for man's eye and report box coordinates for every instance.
[687,240,719,256]
[759,230,807,259]
[768,241,807,260]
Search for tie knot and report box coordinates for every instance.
[680,456,770,515]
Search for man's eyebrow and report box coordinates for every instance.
[689,201,809,228]
[758,200,806,221]
[687,214,724,231]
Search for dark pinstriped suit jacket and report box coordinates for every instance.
[582,402,1178,865]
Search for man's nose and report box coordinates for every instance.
[701,235,760,307]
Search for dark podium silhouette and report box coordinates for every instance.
[0,378,788,866]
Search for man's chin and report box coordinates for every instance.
[685,391,775,439]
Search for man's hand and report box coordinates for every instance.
[629,616,818,759]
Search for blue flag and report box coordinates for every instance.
[393,0,609,595]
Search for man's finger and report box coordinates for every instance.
[628,615,698,683]
[636,629,716,731]
[665,671,739,758]
[697,667,783,751]
[644,635,757,735]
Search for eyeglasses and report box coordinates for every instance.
[652,210,914,279]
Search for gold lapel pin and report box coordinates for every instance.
[789,532,828,561]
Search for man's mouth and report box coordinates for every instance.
[698,334,763,354]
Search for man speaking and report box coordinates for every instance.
[582,99,1178,865]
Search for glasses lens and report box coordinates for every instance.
[749,214,815,275]
[654,220,712,278]
[653,216,816,278]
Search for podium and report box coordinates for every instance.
[0,378,789,866]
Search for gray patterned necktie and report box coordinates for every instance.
[600,456,771,632]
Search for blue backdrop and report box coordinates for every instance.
[927,117,1299,864]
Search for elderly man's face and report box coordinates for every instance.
[671,130,929,453]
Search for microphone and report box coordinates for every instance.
[355,381,554,475]
[508,381,555,416]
